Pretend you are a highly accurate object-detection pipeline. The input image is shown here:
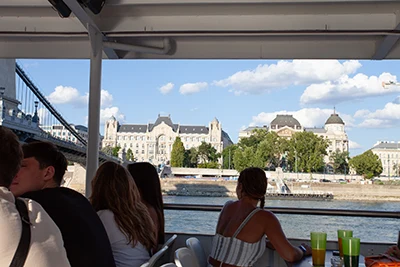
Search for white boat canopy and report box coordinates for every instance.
[2,0,400,196]
[2,0,400,60]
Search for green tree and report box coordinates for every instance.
[171,137,185,167]
[330,150,350,174]
[101,146,113,155]
[183,148,198,168]
[197,142,220,164]
[112,146,121,157]
[222,145,237,169]
[238,129,269,148]
[285,132,329,173]
[349,150,383,179]
[233,131,284,172]
[126,148,134,162]
[393,163,400,177]
[233,146,264,172]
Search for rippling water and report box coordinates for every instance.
[164,196,400,243]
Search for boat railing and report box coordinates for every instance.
[163,203,399,219]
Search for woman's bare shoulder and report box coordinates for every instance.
[258,209,279,221]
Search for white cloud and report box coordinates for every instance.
[100,107,125,124]
[349,140,362,149]
[23,62,39,69]
[85,107,126,125]
[354,109,370,118]
[159,83,174,94]
[213,60,361,95]
[300,72,398,105]
[47,86,124,125]
[179,82,208,95]
[356,101,400,128]
[47,86,85,106]
[358,119,393,128]
[250,108,354,128]
[47,86,115,109]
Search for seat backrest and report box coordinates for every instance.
[163,234,178,249]
[160,263,177,267]
[144,246,169,267]
[185,237,207,267]
[174,247,200,267]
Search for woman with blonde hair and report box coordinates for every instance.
[91,161,156,267]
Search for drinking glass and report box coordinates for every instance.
[311,232,327,267]
[338,230,353,258]
[342,237,360,267]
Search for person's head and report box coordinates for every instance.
[127,162,165,244]
[10,141,68,197]
[0,126,23,188]
[237,167,268,208]
[91,161,156,250]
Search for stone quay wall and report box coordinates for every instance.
[160,179,400,201]
[63,164,400,201]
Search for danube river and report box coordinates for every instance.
[163,196,400,243]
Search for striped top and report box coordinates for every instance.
[209,208,265,267]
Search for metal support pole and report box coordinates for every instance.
[85,25,103,197]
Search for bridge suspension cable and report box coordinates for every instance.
[15,63,87,146]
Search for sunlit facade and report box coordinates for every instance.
[103,115,233,165]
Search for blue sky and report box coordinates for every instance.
[18,59,400,156]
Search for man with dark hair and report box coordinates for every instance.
[0,127,70,266]
[11,141,68,196]
[10,141,116,267]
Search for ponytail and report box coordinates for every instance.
[260,196,265,209]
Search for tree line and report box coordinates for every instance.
[102,131,384,179]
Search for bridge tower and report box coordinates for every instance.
[0,59,19,111]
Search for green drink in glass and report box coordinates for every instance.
[342,237,360,267]
[337,230,353,258]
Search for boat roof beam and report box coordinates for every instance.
[2,0,400,59]
[373,11,400,60]
[62,0,119,59]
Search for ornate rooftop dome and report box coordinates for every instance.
[270,114,301,128]
[325,113,345,125]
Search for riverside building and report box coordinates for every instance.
[103,115,233,165]
[239,111,349,164]
[371,141,400,177]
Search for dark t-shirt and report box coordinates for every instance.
[23,187,116,267]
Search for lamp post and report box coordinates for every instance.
[388,154,390,180]
[228,147,231,169]
[295,150,298,180]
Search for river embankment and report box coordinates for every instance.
[160,178,400,201]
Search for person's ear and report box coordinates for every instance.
[43,166,55,182]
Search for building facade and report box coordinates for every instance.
[239,112,349,163]
[371,141,400,177]
[41,124,103,148]
[103,115,233,165]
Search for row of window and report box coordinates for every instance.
[116,135,216,142]
[379,153,400,159]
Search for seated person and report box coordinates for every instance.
[128,162,165,248]
[91,161,157,267]
[209,167,311,267]
[0,127,70,266]
[10,141,115,267]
